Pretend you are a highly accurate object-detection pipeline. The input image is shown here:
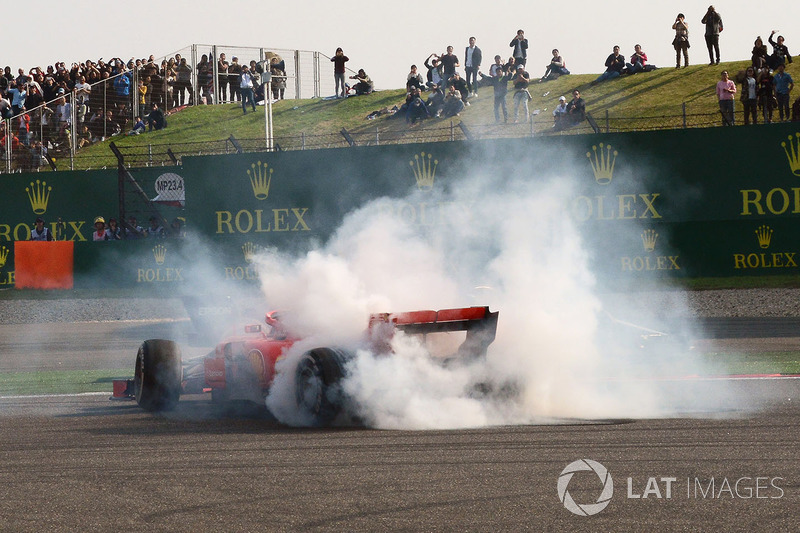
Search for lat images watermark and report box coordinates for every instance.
[557,459,614,516]
[558,459,786,517]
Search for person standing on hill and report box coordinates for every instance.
[672,13,690,68]
[716,70,736,125]
[510,30,528,68]
[702,5,723,65]
[464,37,482,97]
[741,67,758,125]
[773,63,794,122]
[331,48,349,98]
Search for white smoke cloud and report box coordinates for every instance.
[260,165,733,429]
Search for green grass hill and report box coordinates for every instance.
[71,58,796,170]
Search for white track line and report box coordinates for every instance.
[0,392,110,400]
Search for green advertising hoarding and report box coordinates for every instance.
[1,122,799,288]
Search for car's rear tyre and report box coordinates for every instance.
[134,339,182,412]
[295,348,347,426]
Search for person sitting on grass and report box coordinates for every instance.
[541,49,570,81]
[592,45,625,85]
[350,69,374,95]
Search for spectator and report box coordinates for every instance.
[553,95,569,130]
[439,46,460,83]
[92,216,108,241]
[479,67,511,123]
[750,36,769,71]
[106,218,123,240]
[175,57,193,106]
[146,104,166,131]
[464,37,482,97]
[625,45,649,74]
[741,66,758,125]
[716,70,736,125]
[136,79,148,117]
[566,89,586,126]
[197,54,213,104]
[30,217,53,241]
[406,65,425,92]
[218,53,229,103]
[228,57,242,102]
[0,94,10,119]
[146,216,165,238]
[8,80,26,116]
[702,5,723,65]
[774,62,794,122]
[405,87,429,125]
[112,70,131,111]
[442,85,465,117]
[349,69,373,95]
[331,48,349,98]
[73,75,91,122]
[126,216,144,239]
[425,84,445,117]
[768,31,793,69]
[511,66,531,123]
[541,49,570,81]
[240,65,257,114]
[270,57,286,100]
[450,72,469,104]
[510,30,528,67]
[424,54,443,89]
[592,46,625,84]
[792,96,800,122]
[489,55,505,77]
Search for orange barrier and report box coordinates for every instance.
[14,241,74,289]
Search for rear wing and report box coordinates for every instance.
[368,306,498,358]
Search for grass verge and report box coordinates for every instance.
[0,369,130,396]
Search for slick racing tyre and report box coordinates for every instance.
[294,348,347,426]
[135,339,182,412]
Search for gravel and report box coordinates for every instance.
[2,288,800,324]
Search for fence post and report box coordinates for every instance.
[301,131,305,150]
[605,110,609,133]
[450,120,454,141]
[294,50,301,99]
[312,52,322,98]
[375,126,379,146]
[682,102,687,128]
[191,44,198,106]
[4,119,10,173]
[212,45,219,105]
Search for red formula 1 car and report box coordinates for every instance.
[113,306,498,425]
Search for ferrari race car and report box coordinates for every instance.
[113,306,499,425]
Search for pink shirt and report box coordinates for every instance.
[716,79,736,101]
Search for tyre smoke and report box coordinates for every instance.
[261,169,736,429]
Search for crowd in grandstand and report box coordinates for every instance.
[0,52,287,169]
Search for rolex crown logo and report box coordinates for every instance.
[247,161,273,200]
[0,246,8,268]
[755,225,773,249]
[641,229,658,252]
[586,143,618,185]
[153,244,167,265]
[781,133,800,177]
[26,180,52,214]
[242,241,263,263]
[410,151,438,190]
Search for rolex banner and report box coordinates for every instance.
[0,122,799,288]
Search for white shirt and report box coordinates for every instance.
[240,72,254,89]
[466,47,475,67]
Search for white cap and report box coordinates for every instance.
[559,95,566,101]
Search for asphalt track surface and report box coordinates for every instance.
[0,320,799,531]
